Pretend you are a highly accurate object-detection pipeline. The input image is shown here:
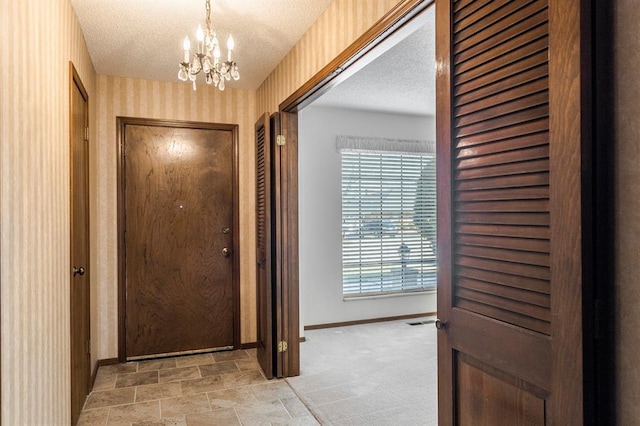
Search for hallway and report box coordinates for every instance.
[78,318,436,425]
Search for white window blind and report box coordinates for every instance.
[339,136,437,296]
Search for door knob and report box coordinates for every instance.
[435,319,445,330]
[222,247,230,257]
[73,266,85,277]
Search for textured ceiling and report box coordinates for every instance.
[313,6,436,117]
[71,0,435,116]
[70,0,333,89]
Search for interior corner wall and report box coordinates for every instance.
[93,76,258,361]
[298,106,437,327]
[256,0,403,115]
[613,0,640,422]
[0,0,96,423]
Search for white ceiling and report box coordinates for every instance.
[70,0,333,90]
[70,0,435,116]
[312,5,436,117]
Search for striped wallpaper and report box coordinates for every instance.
[3,0,638,423]
[0,0,96,424]
[93,76,257,361]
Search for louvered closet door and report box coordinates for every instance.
[255,113,275,379]
[436,0,593,424]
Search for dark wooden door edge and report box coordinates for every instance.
[70,61,90,426]
[116,117,241,361]
[304,312,437,331]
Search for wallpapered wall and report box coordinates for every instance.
[0,0,96,424]
[6,0,636,423]
[256,0,402,115]
[93,76,257,361]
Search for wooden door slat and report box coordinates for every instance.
[455,50,548,96]
[456,256,550,280]
[457,212,549,226]
[457,244,550,267]
[456,172,548,191]
[457,133,548,159]
[456,159,549,181]
[457,145,548,170]
[456,199,549,213]
[454,1,533,41]
[456,223,549,239]
[457,265,550,294]
[457,277,550,308]
[453,0,488,23]
[455,5,548,64]
[456,234,550,253]
[456,66,548,112]
[455,37,547,86]
[456,78,548,117]
[455,186,548,202]
[456,287,551,321]
[456,92,548,130]
[457,105,549,139]
[455,298,550,334]
[456,119,549,147]
[455,24,548,77]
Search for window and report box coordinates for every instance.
[339,136,436,297]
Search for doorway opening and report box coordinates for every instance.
[291,4,438,423]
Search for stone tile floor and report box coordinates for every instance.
[79,318,437,425]
[78,348,319,426]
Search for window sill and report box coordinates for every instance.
[343,288,436,301]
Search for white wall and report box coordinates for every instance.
[298,106,437,328]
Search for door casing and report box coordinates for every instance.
[116,117,241,361]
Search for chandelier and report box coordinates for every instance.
[178,0,239,91]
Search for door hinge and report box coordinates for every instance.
[86,339,91,354]
[84,126,89,142]
[278,340,288,353]
[276,135,286,146]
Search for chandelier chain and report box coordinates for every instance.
[205,0,211,33]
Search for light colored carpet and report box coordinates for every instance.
[286,317,438,425]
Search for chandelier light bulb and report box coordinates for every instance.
[227,35,234,61]
[182,36,190,63]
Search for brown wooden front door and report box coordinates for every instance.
[119,118,239,360]
[70,64,91,426]
[436,0,595,424]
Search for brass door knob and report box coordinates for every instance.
[435,319,445,330]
